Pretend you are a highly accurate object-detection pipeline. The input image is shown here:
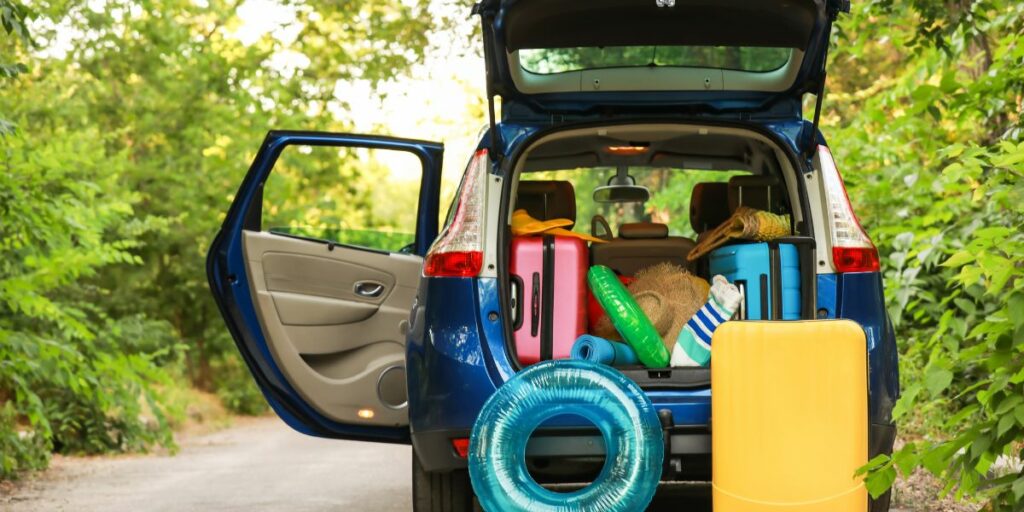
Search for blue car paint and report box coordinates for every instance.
[835,272,901,424]
[408,117,897,439]
[817,273,839,318]
[408,275,713,437]
[409,272,893,436]
[407,278,496,432]
[207,131,442,442]
[817,272,900,424]
[214,122,897,449]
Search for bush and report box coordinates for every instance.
[0,402,49,477]
[832,1,1024,507]
[212,354,269,416]
[0,0,442,481]
[0,128,181,478]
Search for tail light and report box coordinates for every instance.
[451,437,470,458]
[817,145,880,273]
[424,149,487,277]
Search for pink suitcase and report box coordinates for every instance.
[510,235,588,365]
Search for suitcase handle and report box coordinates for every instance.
[530,272,541,338]
[510,274,524,331]
[735,280,747,320]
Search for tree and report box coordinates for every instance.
[830,1,1024,508]
[1,0,442,477]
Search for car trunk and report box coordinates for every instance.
[497,121,818,388]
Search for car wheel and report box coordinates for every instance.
[412,448,475,512]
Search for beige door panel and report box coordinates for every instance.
[243,231,420,426]
[261,252,395,305]
[270,292,378,326]
[269,305,416,355]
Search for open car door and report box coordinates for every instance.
[207,131,443,442]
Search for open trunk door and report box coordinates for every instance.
[207,131,443,441]
[475,0,848,126]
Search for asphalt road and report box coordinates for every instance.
[2,416,717,512]
[1,416,949,511]
[2,417,412,512]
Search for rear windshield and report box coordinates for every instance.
[519,46,792,75]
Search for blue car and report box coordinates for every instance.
[208,0,898,510]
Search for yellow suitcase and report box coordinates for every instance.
[712,320,868,512]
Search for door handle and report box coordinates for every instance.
[354,281,385,298]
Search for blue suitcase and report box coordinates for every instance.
[709,242,802,320]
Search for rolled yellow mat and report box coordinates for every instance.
[712,320,868,512]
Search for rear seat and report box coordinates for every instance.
[591,222,695,276]
[727,175,783,213]
[516,180,577,226]
[689,177,788,279]
[689,182,731,241]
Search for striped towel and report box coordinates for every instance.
[671,275,741,367]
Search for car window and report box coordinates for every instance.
[523,167,747,239]
[520,46,792,75]
[262,145,423,254]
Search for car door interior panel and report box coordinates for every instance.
[209,130,441,441]
[261,251,395,305]
[268,292,379,328]
[242,228,420,426]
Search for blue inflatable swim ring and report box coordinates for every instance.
[469,359,663,512]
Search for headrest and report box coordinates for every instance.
[728,175,781,213]
[619,222,669,239]
[516,180,576,228]
[689,182,730,233]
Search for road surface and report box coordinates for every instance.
[1,416,714,511]
[0,416,964,511]
[2,417,411,512]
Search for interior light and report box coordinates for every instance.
[605,145,649,156]
[357,408,375,419]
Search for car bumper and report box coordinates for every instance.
[412,425,711,476]
[414,422,894,476]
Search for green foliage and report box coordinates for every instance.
[262,145,423,252]
[1,0,437,479]
[531,167,744,240]
[1,1,1019,508]
[210,355,268,417]
[0,128,183,478]
[0,0,32,133]
[0,402,49,477]
[829,0,1024,508]
[520,45,792,74]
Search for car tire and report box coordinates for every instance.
[412,448,475,512]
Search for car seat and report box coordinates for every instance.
[690,182,731,240]
[727,175,783,214]
[515,180,577,227]
[591,222,695,276]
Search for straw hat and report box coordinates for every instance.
[633,263,710,352]
[592,263,710,352]
[511,209,607,243]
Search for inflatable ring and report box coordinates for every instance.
[469,360,663,512]
[588,265,671,368]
